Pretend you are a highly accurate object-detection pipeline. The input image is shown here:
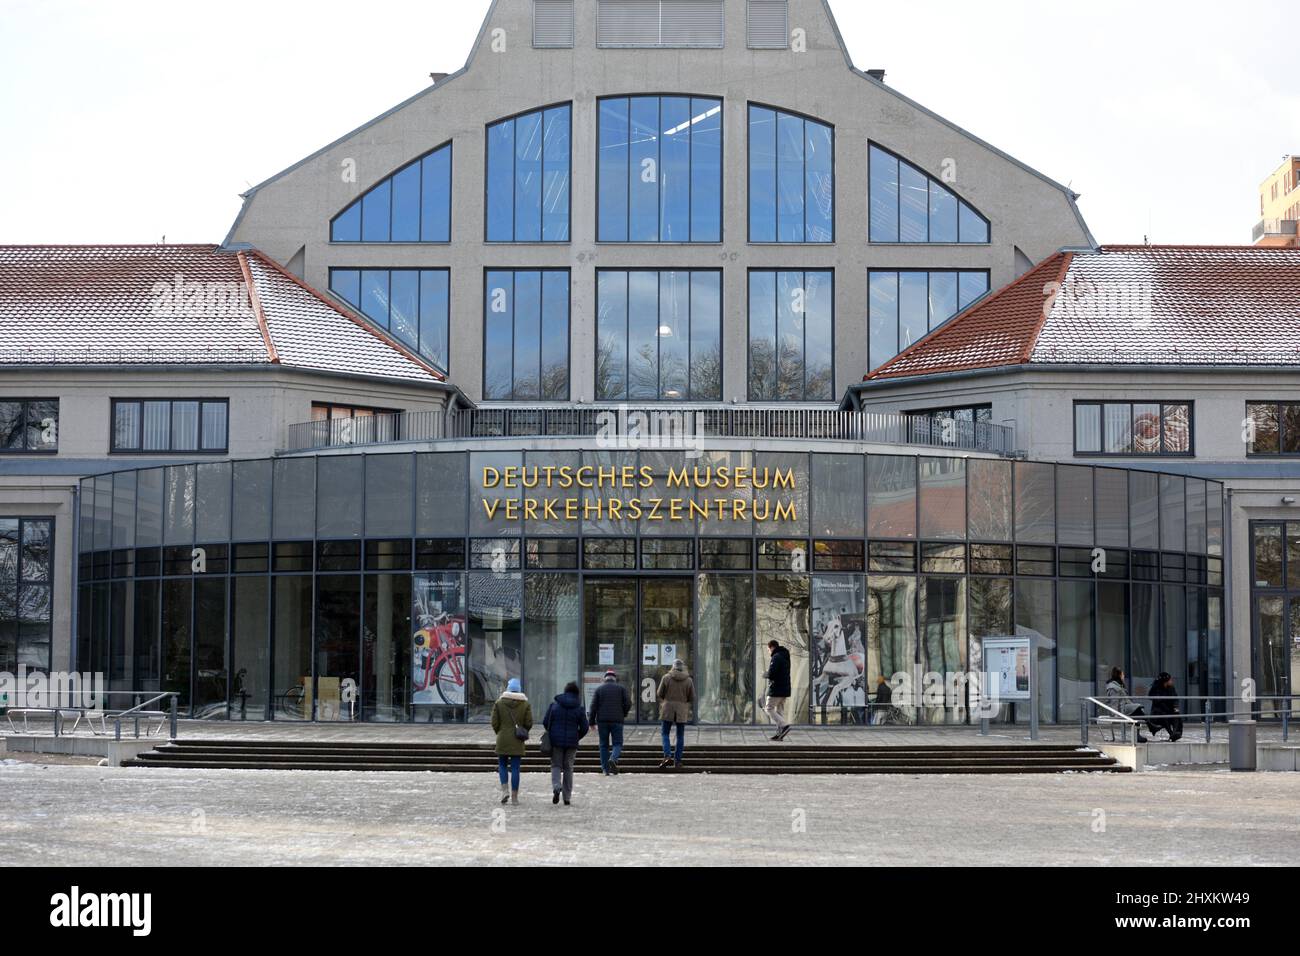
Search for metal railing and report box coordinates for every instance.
[1081,695,1296,746]
[1251,218,1299,242]
[2,691,179,741]
[284,406,1017,455]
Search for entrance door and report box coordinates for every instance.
[638,578,693,723]
[1253,595,1300,717]
[583,577,693,724]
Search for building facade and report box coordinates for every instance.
[4,0,1275,727]
[1254,154,1300,247]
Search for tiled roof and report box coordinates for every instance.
[867,245,1300,381]
[0,244,444,383]
[868,253,1070,380]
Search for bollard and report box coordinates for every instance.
[1229,719,1257,772]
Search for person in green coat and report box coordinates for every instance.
[490,678,532,805]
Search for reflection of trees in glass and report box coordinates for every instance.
[696,575,754,724]
[805,362,833,402]
[691,343,721,401]
[628,341,658,399]
[0,403,23,448]
[595,337,621,401]
[777,337,803,401]
[749,338,776,399]
[540,361,568,401]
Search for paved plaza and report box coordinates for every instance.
[2,755,1298,866]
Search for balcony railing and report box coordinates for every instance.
[284,406,1016,456]
[1252,218,1299,242]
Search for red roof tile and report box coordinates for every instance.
[869,253,1070,380]
[867,245,1300,381]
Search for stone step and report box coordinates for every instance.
[123,739,1127,774]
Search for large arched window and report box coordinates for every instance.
[597,96,723,243]
[748,105,834,243]
[329,142,452,243]
[486,104,572,243]
[869,143,989,244]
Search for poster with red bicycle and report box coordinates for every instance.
[412,574,468,707]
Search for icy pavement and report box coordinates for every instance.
[1,763,1298,866]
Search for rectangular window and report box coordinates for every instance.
[596,270,721,401]
[748,105,833,243]
[0,399,59,453]
[1247,401,1300,455]
[699,538,752,570]
[868,271,989,369]
[748,270,834,401]
[329,268,449,372]
[1073,401,1193,456]
[533,0,575,47]
[596,96,722,243]
[111,400,228,453]
[483,270,570,401]
[0,518,53,672]
[598,0,724,48]
[486,104,572,243]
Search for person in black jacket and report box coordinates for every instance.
[1147,672,1184,742]
[588,669,631,775]
[543,682,589,806]
[764,640,793,741]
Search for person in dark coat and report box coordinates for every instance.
[588,669,631,775]
[871,675,894,726]
[764,641,793,741]
[1147,672,1183,741]
[543,682,589,805]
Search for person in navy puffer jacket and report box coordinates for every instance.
[543,682,589,806]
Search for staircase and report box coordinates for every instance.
[124,740,1129,774]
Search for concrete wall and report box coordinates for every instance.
[229,0,1092,405]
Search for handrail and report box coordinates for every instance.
[113,693,180,741]
[282,406,1018,456]
[1081,694,1295,746]
[2,691,179,741]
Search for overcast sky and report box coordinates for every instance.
[1,0,1295,246]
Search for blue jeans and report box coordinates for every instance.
[497,755,521,790]
[598,723,624,772]
[661,721,685,762]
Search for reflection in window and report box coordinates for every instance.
[0,399,59,453]
[329,268,450,373]
[869,143,989,244]
[749,105,833,243]
[486,104,571,242]
[596,270,721,401]
[1246,401,1300,455]
[483,270,570,401]
[0,517,53,672]
[869,270,990,369]
[1074,402,1193,456]
[330,142,451,243]
[748,270,833,401]
[597,96,722,243]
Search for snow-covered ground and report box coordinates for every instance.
[1,763,1298,866]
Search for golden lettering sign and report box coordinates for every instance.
[479,466,799,524]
